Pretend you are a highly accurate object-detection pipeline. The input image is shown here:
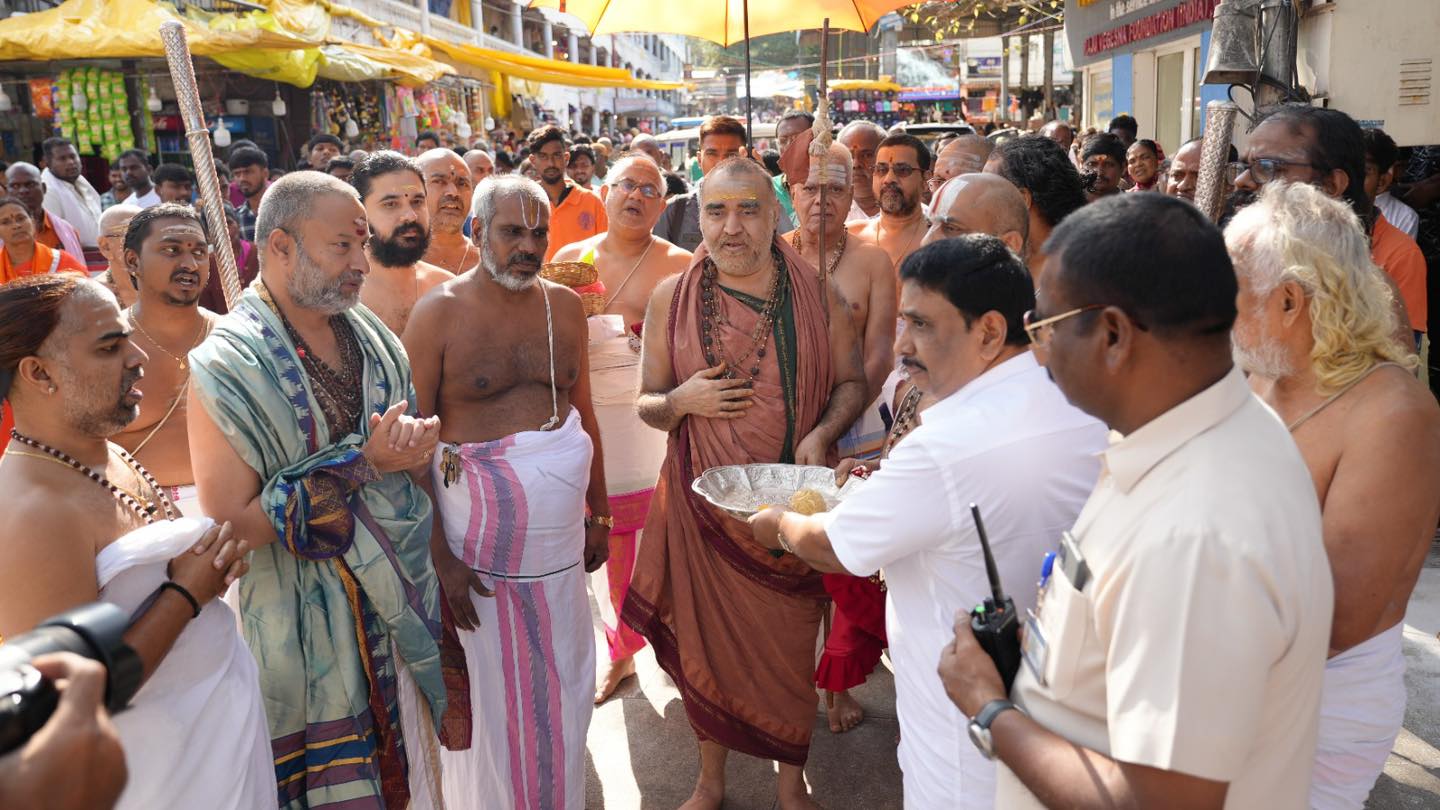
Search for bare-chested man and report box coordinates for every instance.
[923,173,1029,266]
[1226,183,1440,810]
[96,203,142,307]
[553,154,691,704]
[782,140,897,735]
[404,174,608,810]
[110,203,218,517]
[785,143,897,445]
[837,120,885,220]
[925,134,993,201]
[418,147,481,276]
[352,150,453,335]
[848,133,932,272]
[0,274,270,810]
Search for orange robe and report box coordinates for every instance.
[623,238,834,765]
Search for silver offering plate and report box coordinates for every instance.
[691,464,866,520]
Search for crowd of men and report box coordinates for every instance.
[0,99,1438,810]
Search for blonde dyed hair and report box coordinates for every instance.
[1225,181,1416,394]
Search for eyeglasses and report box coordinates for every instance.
[615,178,660,199]
[1226,158,1314,185]
[1022,305,1105,348]
[873,163,919,179]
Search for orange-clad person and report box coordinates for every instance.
[526,125,608,260]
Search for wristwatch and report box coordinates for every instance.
[967,699,1021,760]
[585,515,614,530]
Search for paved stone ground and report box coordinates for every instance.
[582,542,1440,809]
[1368,542,1440,808]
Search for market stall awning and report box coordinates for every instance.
[830,79,903,93]
[0,0,317,61]
[421,36,683,91]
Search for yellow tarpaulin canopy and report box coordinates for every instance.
[0,0,316,61]
[200,1,452,87]
[829,79,903,93]
[0,0,666,92]
[421,36,681,91]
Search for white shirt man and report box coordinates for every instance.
[41,167,103,248]
[1000,368,1334,809]
[825,352,1104,808]
[748,235,1106,810]
[128,187,162,209]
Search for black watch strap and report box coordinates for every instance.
[973,698,1018,731]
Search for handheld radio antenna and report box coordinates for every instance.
[970,503,1006,605]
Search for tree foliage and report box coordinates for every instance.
[901,1,1064,40]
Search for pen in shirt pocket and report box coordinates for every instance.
[1038,551,1057,590]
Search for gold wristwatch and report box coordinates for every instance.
[586,515,614,529]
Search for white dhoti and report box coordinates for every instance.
[432,408,596,810]
[95,518,276,810]
[1310,622,1407,809]
[838,368,901,461]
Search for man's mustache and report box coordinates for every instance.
[508,252,542,268]
[900,357,927,372]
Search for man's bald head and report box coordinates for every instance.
[464,149,495,183]
[417,148,467,174]
[838,121,886,147]
[700,157,777,204]
[932,135,994,185]
[98,204,143,285]
[4,161,40,184]
[1041,120,1075,150]
[99,204,142,235]
[922,173,1029,257]
[5,162,45,217]
[629,133,664,166]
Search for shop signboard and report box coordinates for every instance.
[967,56,1002,79]
[1064,0,1218,67]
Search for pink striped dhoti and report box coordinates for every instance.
[431,408,595,810]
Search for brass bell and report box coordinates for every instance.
[1203,1,1261,86]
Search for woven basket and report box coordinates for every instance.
[540,261,599,288]
[578,292,606,317]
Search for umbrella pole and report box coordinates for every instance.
[817,19,829,293]
[743,0,753,146]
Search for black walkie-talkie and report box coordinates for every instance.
[969,503,1022,692]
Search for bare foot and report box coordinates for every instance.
[595,655,637,705]
[825,689,864,733]
[677,781,724,810]
[777,790,824,810]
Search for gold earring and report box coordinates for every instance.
[47,385,56,394]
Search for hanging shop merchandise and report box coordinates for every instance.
[53,68,138,160]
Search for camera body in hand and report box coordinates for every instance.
[0,602,142,755]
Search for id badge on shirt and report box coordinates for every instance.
[1022,608,1048,686]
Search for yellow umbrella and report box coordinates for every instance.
[529,0,915,137]
[530,0,909,47]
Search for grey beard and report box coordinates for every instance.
[481,243,539,292]
[289,243,361,314]
[1231,334,1295,380]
